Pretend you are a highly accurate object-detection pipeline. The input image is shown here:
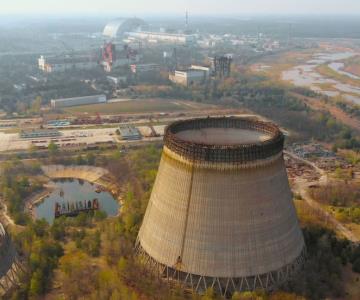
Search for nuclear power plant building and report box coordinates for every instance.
[136,117,306,296]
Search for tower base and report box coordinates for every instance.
[135,242,306,297]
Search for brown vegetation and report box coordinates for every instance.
[309,180,360,224]
[343,55,360,77]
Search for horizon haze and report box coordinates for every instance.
[0,0,360,16]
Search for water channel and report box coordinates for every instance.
[282,52,360,105]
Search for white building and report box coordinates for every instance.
[169,68,208,86]
[190,65,211,78]
[127,31,196,45]
[51,95,107,109]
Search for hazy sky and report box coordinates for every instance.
[1,0,359,15]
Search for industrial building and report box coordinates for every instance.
[127,31,196,45]
[38,55,98,73]
[136,117,305,296]
[169,66,209,86]
[118,125,142,140]
[19,129,61,139]
[209,55,233,78]
[130,64,160,74]
[50,95,107,109]
[47,120,71,127]
[0,223,23,296]
[190,65,212,78]
[101,42,140,72]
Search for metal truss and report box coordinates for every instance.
[135,243,306,298]
[0,256,24,297]
[0,229,25,297]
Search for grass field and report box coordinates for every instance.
[64,99,203,115]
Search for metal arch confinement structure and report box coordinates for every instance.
[103,18,147,39]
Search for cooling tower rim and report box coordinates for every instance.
[164,117,284,163]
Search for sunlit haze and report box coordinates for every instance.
[1,0,360,15]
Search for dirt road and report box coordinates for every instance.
[285,151,359,243]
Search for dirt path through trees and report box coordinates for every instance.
[286,151,360,243]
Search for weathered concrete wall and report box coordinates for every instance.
[138,146,305,278]
[42,165,108,182]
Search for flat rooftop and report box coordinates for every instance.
[175,128,272,145]
[119,125,141,138]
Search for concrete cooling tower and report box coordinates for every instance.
[0,223,22,295]
[136,117,306,296]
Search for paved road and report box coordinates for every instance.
[285,151,359,244]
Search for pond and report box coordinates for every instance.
[35,179,119,224]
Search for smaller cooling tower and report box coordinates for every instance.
[136,117,305,296]
[0,223,23,295]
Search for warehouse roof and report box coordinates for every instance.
[119,125,142,140]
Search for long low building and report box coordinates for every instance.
[38,55,98,73]
[127,31,196,45]
[19,129,61,139]
[51,95,107,109]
